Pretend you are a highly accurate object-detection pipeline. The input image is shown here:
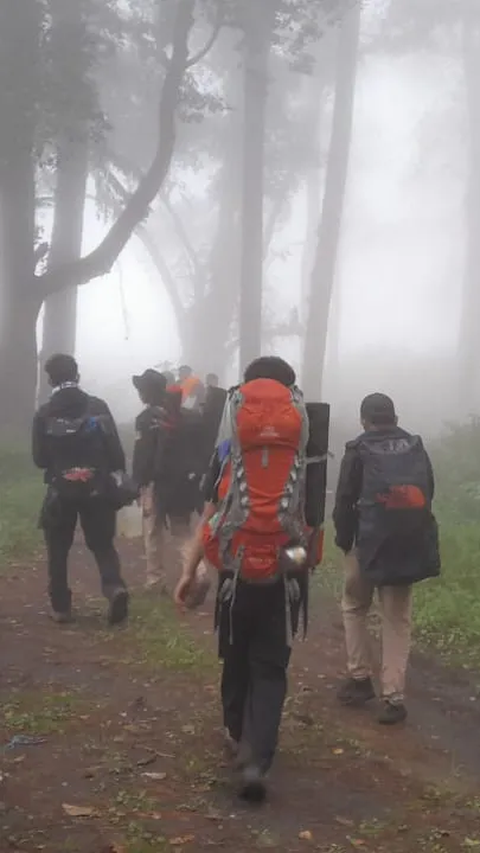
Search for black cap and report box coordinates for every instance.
[360,393,396,426]
[132,369,167,402]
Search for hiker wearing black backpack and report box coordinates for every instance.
[175,356,320,803]
[33,354,129,626]
[334,393,440,725]
[132,369,206,591]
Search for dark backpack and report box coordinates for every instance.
[356,433,440,585]
[45,410,109,500]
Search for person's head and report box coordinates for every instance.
[360,393,397,431]
[132,369,167,406]
[179,365,192,382]
[45,354,79,388]
[162,371,176,387]
[206,372,219,388]
[244,356,296,388]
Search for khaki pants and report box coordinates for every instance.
[141,485,190,589]
[341,552,413,702]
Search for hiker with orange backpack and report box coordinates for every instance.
[175,356,328,802]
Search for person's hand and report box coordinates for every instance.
[174,572,195,609]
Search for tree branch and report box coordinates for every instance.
[160,192,205,291]
[106,152,205,294]
[37,0,197,299]
[186,3,224,68]
[101,173,187,331]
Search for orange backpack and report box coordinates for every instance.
[203,378,309,582]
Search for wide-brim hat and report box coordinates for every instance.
[132,369,167,396]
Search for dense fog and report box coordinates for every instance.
[0,0,476,439]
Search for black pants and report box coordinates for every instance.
[41,491,125,614]
[218,578,300,774]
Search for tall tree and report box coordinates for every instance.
[39,0,97,401]
[0,0,219,430]
[302,2,361,399]
[0,0,43,429]
[459,13,480,405]
[238,0,277,372]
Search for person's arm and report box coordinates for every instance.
[174,450,221,607]
[32,411,48,470]
[131,412,157,488]
[332,444,362,554]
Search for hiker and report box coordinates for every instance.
[132,369,205,590]
[32,354,129,625]
[205,372,219,390]
[334,393,440,725]
[175,356,313,803]
[178,365,204,411]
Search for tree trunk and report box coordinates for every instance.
[238,0,275,373]
[302,3,361,400]
[459,21,480,410]
[38,0,198,298]
[0,0,41,433]
[0,150,39,433]
[39,135,89,402]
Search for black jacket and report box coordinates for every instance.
[333,426,435,555]
[132,404,171,489]
[32,386,125,482]
[133,401,206,517]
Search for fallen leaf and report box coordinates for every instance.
[348,838,366,848]
[136,755,156,768]
[299,830,313,841]
[141,772,167,781]
[170,836,195,845]
[332,748,344,755]
[62,803,96,818]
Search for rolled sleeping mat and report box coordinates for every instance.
[305,402,331,565]
[203,386,228,461]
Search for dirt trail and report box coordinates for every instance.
[1,541,480,852]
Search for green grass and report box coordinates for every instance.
[0,446,43,561]
[2,690,84,735]
[129,596,217,673]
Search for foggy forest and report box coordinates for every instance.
[2,1,480,851]
[1,0,477,434]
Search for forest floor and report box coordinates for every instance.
[2,539,480,853]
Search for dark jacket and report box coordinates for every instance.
[132,403,173,489]
[333,426,438,585]
[32,386,125,482]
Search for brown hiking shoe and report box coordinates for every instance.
[378,700,407,725]
[337,677,375,707]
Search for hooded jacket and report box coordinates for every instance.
[32,385,125,482]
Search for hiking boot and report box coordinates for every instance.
[108,588,129,626]
[337,676,375,707]
[378,700,407,726]
[239,764,267,804]
[50,610,73,625]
